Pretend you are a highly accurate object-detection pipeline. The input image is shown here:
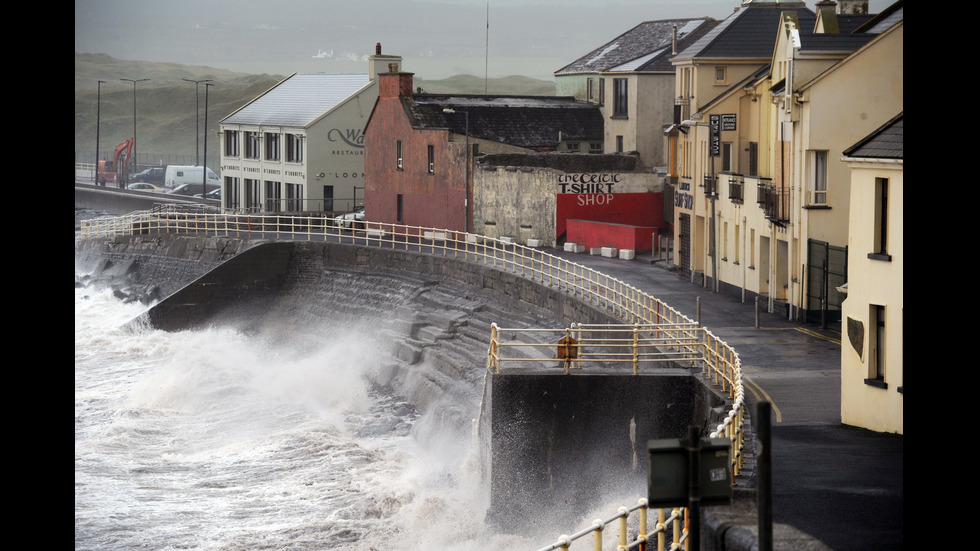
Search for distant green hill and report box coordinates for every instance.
[74,53,556,168]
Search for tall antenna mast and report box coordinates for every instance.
[484,1,489,93]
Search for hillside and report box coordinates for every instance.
[74,53,556,167]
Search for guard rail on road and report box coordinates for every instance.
[79,204,746,550]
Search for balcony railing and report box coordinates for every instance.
[757,178,789,223]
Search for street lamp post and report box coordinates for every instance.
[182,78,213,167]
[121,77,149,187]
[96,80,105,186]
[443,108,470,233]
[202,82,214,199]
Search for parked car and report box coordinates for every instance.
[127,182,166,193]
[131,167,166,185]
[168,183,220,197]
[194,188,221,200]
[335,209,365,229]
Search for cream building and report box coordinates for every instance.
[218,44,401,214]
[555,18,717,170]
[840,113,902,434]
[665,0,902,330]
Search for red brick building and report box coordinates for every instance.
[363,70,603,234]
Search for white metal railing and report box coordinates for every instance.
[79,207,746,549]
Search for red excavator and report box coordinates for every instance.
[97,137,134,187]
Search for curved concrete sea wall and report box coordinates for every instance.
[75,234,728,538]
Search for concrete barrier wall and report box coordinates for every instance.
[481,372,724,533]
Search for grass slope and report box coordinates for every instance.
[75,53,556,166]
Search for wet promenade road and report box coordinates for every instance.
[549,250,903,551]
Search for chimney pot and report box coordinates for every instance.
[376,43,382,55]
[388,63,398,73]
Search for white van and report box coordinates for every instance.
[164,165,220,189]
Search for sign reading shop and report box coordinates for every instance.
[557,173,622,205]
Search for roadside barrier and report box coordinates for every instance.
[80,204,746,549]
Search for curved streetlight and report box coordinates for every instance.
[96,80,105,186]
[182,78,213,167]
[202,82,215,199]
[121,78,149,186]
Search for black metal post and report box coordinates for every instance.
[687,425,701,551]
[121,78,149,187]
[96,80,105,186]
[182,79,212,168]
[758,401,772,551]
[202,82,214,199]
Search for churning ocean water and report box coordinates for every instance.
[74,280,536,551]
[73,238,638,551]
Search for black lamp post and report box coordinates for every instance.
[202,82,214,199]
[121,77,149,187]
[443,108,470,233]
[182,78,213,167]
[96,80,105,186]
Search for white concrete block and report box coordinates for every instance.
[366,229,386,238]
[601,247,618,258]
[424,231,446,241]
[500,236,514,244]
[564,242,579,252]
[466,234,478,244]
[590,247,602,256]
[526,238,542,247]
[618,249,635,260]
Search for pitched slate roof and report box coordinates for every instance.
[843,113,903,160]
[674,1,816,60]
[555,18,717,75]
[221,73,372,127]
[855,0,903,33]
[407,94,603,149]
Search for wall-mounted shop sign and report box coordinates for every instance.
[557,173,623,194]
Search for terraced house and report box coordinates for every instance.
[663,0,902,432]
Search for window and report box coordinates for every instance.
[428,145,434,173]
[245,178,261,210]
[587,78,594,101]
[397,194,403,223]
[265,133,280,161]
[616,135,624,153]
[866,304,887,387]
[589,142,602,154]
[244,131,261,159]
[287,183,302,211]
[598,78,605,106]
[224,130,240,157]
[722,142,733,172]
[871,177,890,259]
[714,66,727,84]
[285,134,303,163]
[224,176,240,210]
[748,142,759,176]
[566,142,580,152]
[396,140,403,170]
[810,150,828,204]
[322,185,334,212]
[265,180,282,212]
[613,78,628,117]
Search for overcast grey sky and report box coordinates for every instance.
[75,0,892,80]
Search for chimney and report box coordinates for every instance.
[369,42,403,80]
[672,26,677,55]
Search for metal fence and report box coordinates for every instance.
[80,204,746,550]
